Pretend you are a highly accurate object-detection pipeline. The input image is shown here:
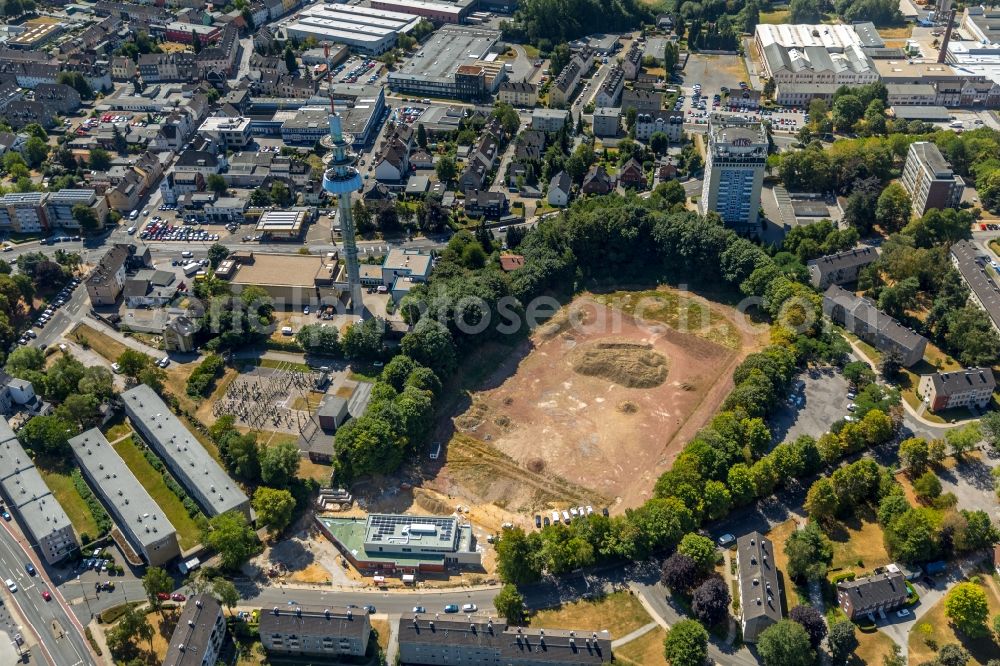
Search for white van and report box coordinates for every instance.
[181,250,193,258]
[128,210,139,221]
[126,226,136,235]
[281,326,293,336]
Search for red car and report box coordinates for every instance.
[41,590,51,601]
[171,593,186,602]
[156,592,171,600]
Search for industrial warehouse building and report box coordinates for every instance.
[388,25,506,101]
[281,4,420,54]
[0,419,77,564]
[216,250,347,309]
[122,384,250,519]
[69,429,181,567]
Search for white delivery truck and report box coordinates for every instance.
[182,261,201,276]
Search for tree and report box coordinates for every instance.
[981,411,1000,452]
[22,136,48,168]
[649,131,669,155]
[757,620,815,666]
[913,470,942,503]
[352,200,374,234]
[494,584,526,623]
[884,507,939,564]
[788,0,822,23]
[785,522,832,581]
[436,155,457,182]
[789,604,827,648]
[88,148,111,171]
[192,30,202,53]
[660,552,701,593]
[204,511,259,570]
[875,182,912,232]
[826,620,858,664]
[252,486,296,535]
[207,243,230,268]
[677,533,716,573]
[142,567,172,611]
[71,204,99,232]
[946,422,982,457]
[832,95,864,132]
[6,346,44,375]
[259,441,300,487]
[879,348,903,381]
[213,579,239,615]
[691,575,730,627]
[495,527,541,584]
[106,604,153,660]
[296,324,340,356]
[341,317,385,361]
[663,619,708,666]
[206,174,228,195]
[805,478,839,522]
[116,349,150,380]
[401,318,456,376]
[936,644,971,666]
[417,123,427,149]
[946,582,990,638]
[17,415,73,458]
[900,437,930,476]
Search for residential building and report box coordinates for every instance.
[69,429,180,567]
[34,83,81,116]
[807,246,878,289]
[45,189,108,231]
[623,41,642,80]
[122,384,251,518]
[736,532,782,642]
[700,114,768,233]
[174,150,225,177]
[197,116,253,150]
[259,606,371,658]
[86,244,141,306]
[397,613,613,665]
[138,53,198,83]
[164,595,227,666]
[111,56,136,81]
[0,192,48,233]
[823,285,928,367]
[618,158,646,190]
[837,572,907,621]
[548,170,571,207]
[530,108,570,133]
[316,513,481,574]
[0,420,77,564]
[592,107,621,138]
[900,141,965,216]
[548,59,582,108]
[621,88,662,114]
[594,65,625,108]
[163,315,198,353]
[918,368,996,412]
[498,81,538,107]
[951,239,1000,334]
[582,165,614,195]
[634,110,683,143]
[464,189,507,219]
[123,269,179,308]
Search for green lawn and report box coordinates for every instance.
[38,468,99,539]
[113,436,203,550]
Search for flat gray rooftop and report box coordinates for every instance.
[70,428,178,553]
[0,427,74,542]
[395,25,500,81]
[122,384,248,517]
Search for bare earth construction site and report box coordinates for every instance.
[442,288,766,511]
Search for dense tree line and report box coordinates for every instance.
[501,0,651,51]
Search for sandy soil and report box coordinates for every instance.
[448,293,763,510]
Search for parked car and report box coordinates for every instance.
[717,533,736,547]
[443,604,459,613]
[413,606,426,613]
[156,592,171,600]
[462,603,477,612]
[171,593,186,601]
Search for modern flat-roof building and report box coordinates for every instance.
[69,429,181,567]
[900,141,965,216]
[382,248,432,293]
[316,513,480,575]
[0,192,49,234]
[388,25,504,101]
[0,419,77,564]
[736,532,782,642]
[197,116,252,149]
[258,606,371,658]
[45,188,108,231]
[823,285,928,367]
[951,239,1000,335]
[164,595,227,666]
[807,246,878,289]
[220,251,346,308]
[282,3,420,55]
[837,571,907,621]
[370,0,472,23]
[122,384,250,519]
[918,367,996,412]
[397,613,614,665]
[700,114,768,233]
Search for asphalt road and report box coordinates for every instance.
[0,521,95,666]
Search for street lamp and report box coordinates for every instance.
[77,576,93,619]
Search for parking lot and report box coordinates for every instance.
[769,367,852,442]
[16,277,81,349]
[331,55,382,85]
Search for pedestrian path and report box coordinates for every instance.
[611,621,658,648]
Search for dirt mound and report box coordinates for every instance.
[618,401,639,414]
[570,342,669,388]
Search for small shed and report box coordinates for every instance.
[317,394,350,432]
